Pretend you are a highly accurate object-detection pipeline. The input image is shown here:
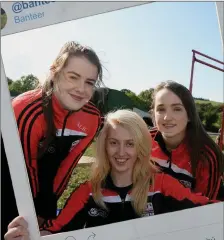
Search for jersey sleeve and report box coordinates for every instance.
[53,126,98,198]
[12,97,43,199]
[194,149,221,200]
[41,182,90,233]
[160,173,219,213]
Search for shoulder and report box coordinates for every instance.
[82,101,101,117]
[12,89,42,110]
[153,173,182,193]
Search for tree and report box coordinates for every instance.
[8,74,39,96]
[125,92,148,111]
[120,89,134,94]
[7,77,13,85]
[196,102,220,132]
[138,88,154,109]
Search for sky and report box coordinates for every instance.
[1,1,224,102]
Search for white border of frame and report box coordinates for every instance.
[1,1,224,240]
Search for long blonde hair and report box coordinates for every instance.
[91,109,157,216]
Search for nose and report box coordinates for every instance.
[75,79,85,93]
[164,110,172,121]
[118,144,125,156]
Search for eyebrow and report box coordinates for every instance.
[108,138,134,141]
[67,71,96,82]
[157,103,183,107]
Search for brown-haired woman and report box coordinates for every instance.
[150,80,224,201]
[4,41,104,227]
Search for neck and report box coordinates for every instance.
[162,132,186,150]
[110,170,133,187]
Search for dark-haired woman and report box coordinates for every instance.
[4,41,104,228]
[150,81,224,201]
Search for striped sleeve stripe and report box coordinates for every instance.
[83,104,100,115]
[84,105,100,115]
[88,101,100,112]
[26,110,43,194]
[82,108,100,117]
[19,103,43,196]
[17,97,42,128]
[206,149,219,199]
[202,150,219,199]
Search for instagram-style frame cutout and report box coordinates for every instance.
[1,2,223,240]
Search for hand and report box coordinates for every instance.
[4,216,29,240]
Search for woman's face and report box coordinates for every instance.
[53,55,98,111]
[106,124,138,175]
[154,88,189,146]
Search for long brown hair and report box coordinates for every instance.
[38,41,103,157]
[151,80,224,177]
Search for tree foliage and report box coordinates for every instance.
[8,74,39,96]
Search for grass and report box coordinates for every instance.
[84,141,96,157]
[57,163,91,209]
[57,141,96,209]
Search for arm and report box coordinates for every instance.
[160,174,219,213]
[41,182,90,233]
[53,133,96,198]
[12,99,43,199]
[53,106,102,198]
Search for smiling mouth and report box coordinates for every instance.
[70,94,84,101]
[115,158,128,164]
[163,124,176,129]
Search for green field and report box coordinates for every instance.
[84,141,96,157]
[57,163,91,209]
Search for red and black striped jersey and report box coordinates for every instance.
[41,173,217,233]
[12,89,102,218]
[149,128,223,200]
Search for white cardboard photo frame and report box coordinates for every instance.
[1,1,224,240]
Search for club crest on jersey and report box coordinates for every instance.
[88,208,108,218]
[69,140,81,152]
[179,180,192,188]
[142,202,154,217]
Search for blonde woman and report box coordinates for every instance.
[5,109,218,239]
[3,41,104,234]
